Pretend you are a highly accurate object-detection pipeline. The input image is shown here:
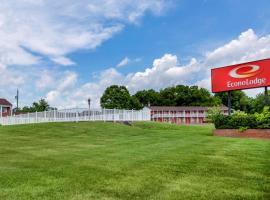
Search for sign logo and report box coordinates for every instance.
[229,65,262,79]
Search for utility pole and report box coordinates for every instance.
[88,98,91,120]
[265,87,269,106]
[228,91,232,115]
[15,89,19,111]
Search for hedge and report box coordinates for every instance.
[208,107,270,129]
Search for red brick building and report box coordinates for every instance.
[150,106,228,124]
[0,98,12,117]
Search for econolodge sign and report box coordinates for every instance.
[211,58,270,93]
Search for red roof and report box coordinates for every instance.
[149,106,228,111]
[0,98,12,106]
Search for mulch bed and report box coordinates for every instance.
[213,129,270,139]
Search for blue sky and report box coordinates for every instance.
[1,0,270,108]
[72,0,270,74]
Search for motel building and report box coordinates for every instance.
[150,106,229,124]
[0,98,12,117]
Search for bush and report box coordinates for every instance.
[212,107,270,129]
[254,107,270,129]
[206,107,222,123]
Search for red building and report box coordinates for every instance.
[0,98,12,117]
[150,106,228,124]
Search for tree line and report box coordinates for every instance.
[16,99,55,113]
[101,85,269,113]
[16,85,268,114]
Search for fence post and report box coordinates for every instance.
[113,109,115,122]
[54,109,56,122]
[44,110,46,122]
[0,106,2,125]
[76,109,78,123]
[35,111,37,123]
[0,106,2,119]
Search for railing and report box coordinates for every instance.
[0,108,151,126]
[151,113,207,118]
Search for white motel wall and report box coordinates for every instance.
[0,108,151,126]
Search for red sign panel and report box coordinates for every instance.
[211,58,270,93]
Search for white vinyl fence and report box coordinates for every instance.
[0,108,151,126]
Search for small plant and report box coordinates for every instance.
[239,126,248,132]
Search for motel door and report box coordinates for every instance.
[185,111,191,124]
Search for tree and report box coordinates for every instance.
[17,99,51,113]
[133,89,161,106]
[159,87,178,106]
[249,91,270,114]
[101,85,141,109]
[32,99,50,112]
[158,85,221,107]
[133,85,222,107]
[129,96,143,110]
[188,86,221,106]
[215,90,251,112]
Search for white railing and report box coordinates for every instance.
[0,108,151,126]
[151,113,207,118]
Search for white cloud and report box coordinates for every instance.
[117,57,130,68]
[45,71,78,107]
[117,57,142,68]
[0,0,167,69]
[51,57,75,66]
[36,70,55,89]
[43,29,270,108]
[86,0,168,23]
[0,0,168,107]
[45,68,123,108]
[57,72,77,92]
[205,29,270,67]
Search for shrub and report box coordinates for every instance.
[254,107,270,129]
[206,107,222,123]
[212,107,270,129]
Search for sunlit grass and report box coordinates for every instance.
[0,122,269,200]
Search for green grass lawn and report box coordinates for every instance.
[0,122,269,200]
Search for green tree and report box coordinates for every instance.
[249,91,270,113]
[101,85,140,109]
[129,96,143,110]
[32,99,50,112]
[188,86,221,106]
[134,85,222,107]
[134,89,161,106]
[159,85,221,107]
[18,99,51,113]
[159,87,178,106]
[174,85,190,106]
[215,90,251,112]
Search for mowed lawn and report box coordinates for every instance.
[0,122,269,200]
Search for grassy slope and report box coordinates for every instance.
[0,122,269,200]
